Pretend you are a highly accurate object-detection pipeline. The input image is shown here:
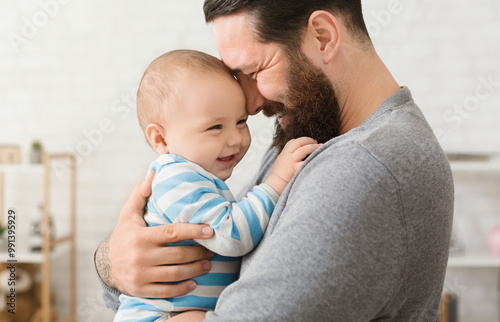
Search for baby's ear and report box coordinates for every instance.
[145,123,168,155]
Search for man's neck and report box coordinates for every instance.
[334,50,400,135]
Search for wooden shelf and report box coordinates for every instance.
[0,153,76,322]
[448,252,500,268]
[449,158,500,172]
[0,163,43,174]
[447,158,500,268]
[0,242,70,264]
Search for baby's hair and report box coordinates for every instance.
[137,49,234,131]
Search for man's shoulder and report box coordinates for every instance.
[288,103,452,203]
[292,142,396,199]
[305,95,449,180]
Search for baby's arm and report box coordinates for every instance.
[167,310,206,322]
[264,137,320,195]
[150,139,318,257]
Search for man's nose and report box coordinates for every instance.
[238,77,266,115]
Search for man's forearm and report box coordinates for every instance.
[95,235,114,288]
[94,235,122,312]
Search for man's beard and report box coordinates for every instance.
[263,50,342,152]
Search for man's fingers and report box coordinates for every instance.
[141,170,155,198]
[147,260,211,284]
[145,222,214,245]
[128,259,212,298]
[146,245,213,266]
[119,172,156,226]
[135,280,200,299]
[118,183,149,227]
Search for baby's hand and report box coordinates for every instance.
[265,137,321,195]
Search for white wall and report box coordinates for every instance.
[365,2,500,321]
[1,0,499,321]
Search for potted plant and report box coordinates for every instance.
[0,223,6,252]
[30,140,43,164]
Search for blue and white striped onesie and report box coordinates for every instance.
[114,154,279,321]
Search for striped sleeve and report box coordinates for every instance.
[151,160,279,257]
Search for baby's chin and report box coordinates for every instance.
[213,168,234,182]
[217,175,231,182]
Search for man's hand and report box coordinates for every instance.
[265,137,320,195]
[95,171,215,298]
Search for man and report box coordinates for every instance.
[96,1,454,321]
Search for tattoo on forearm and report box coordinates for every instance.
[95,235,113,287]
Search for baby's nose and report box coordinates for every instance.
[227,131,242,146]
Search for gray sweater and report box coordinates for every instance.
[102,87,454,321]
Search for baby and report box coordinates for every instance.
[114,49,319,321]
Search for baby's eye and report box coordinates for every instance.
[207,124,222,131]
[237,118,248,125]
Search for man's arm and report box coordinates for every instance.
[95,234,112,288]
[94,171,215,308]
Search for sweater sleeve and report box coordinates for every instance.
[149,161,279,257]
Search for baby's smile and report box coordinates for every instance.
[217,154,236,167]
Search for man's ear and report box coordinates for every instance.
[302,10,341,65]
[145,123,168,155]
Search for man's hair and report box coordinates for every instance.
[137,49,232,130]
[203,0,370,50]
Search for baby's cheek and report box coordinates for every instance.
[242,133,251,154]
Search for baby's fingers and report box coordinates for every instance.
[293,143,322,161]
[293,161,304,172]
[283,137,318,153]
